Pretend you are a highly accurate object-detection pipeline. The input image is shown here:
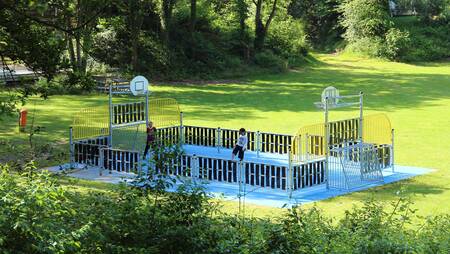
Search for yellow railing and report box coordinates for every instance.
[72,98,181,140]
[363,113,392,144]
[149,98,181,128]
[291,114,392,163]
[72,106,110,140]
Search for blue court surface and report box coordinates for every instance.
[49,164,431,208]
[179,165,431,208]
[183,144,291,166]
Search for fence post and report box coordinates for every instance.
[324,96,330,190]
[138,151,142,177]
[256,131,261,158]
[108,83,113,147]
[288,148,293,198]
[305,133,309,162]
[217,127,221,153]
[192,154,199,180]
[238,161,245,193]
[391,128,395,172]
[69,127,74,169]
[99,147,104,176]
[179,112,184,145]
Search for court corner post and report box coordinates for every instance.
[217,127,221,153]
[391,128,395,172]
[69,127,74,169]
[179,111,184,145]
[256,131,261,158]
[288,148,293,199]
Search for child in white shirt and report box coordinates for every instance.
[232,128,248,161]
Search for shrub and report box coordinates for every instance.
[340,0,413,60]
[383,28,410,60]
[340,0,392,43]
[1,161,450,253]
[254,50,288,73]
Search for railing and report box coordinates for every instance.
[292,115,393,169]
[112,102,146,125]
[183,125,292,155]
[292,160,326,190]
[171,154,325,191]
[99,147,141,175]
[328,143,384,190]
[72,136,109,166]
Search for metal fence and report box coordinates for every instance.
[72,136,109,166]
[183,125,292,155]
[72,106,110,140]
[292,115,393,166]
[112,102,146,125]
[177,154,325,191]
[328,143,384,189]
[99,147,141,174]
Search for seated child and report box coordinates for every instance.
[232,128,248,161]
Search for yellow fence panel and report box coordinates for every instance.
[149,98,181,128]
[363,113,392,144]
[72,106,110,140]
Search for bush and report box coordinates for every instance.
[1,162,449,253]
[254,51,288,73]
[383,28,410,60]
[340,0,414,60]
[288,0,342,50]
[394,16,450,61]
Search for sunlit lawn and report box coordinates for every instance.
[1,53,449,218]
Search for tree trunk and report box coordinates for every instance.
[236,0,249,60]
[161,0,175,46]
[253,0,278,53]
[190,0,196,34]
[254,0,264,52]
[75,34,82,71]
[129,0,144,72]
[67,32,77,72]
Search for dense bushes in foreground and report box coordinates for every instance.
[0,163,449,254]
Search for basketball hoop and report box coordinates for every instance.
[130,76,149,96]
[314,86,340,109]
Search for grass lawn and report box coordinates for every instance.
[1,53,449,219]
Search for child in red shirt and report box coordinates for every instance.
[143,121,156,159]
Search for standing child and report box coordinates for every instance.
[232,128,248,161]
[143,121,156,159]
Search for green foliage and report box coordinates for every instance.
[254,50,288,72]
[340,0,414,60]
[340,0,392,42]
[288,0,342,50]
[382,27,411,60]
[1,160,449,253]
[340,0,449,61]
[0,2,68,80]
[266,16,308,60]
[394,16,450,61]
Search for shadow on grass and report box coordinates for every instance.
[151,67,450,122]
[319,177,449,204]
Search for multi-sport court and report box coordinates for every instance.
[64,77,430,206]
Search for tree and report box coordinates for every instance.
[340,0,392,43]
[0,0,108,75]
[288,0,342,49]
[160,0,177,46]
[190,0,197,35]
[253,0,279,52]
[122,0,154,71]
[0,5,66,80]
[236,0,250,59]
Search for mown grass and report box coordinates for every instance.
[1,53,449,218]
